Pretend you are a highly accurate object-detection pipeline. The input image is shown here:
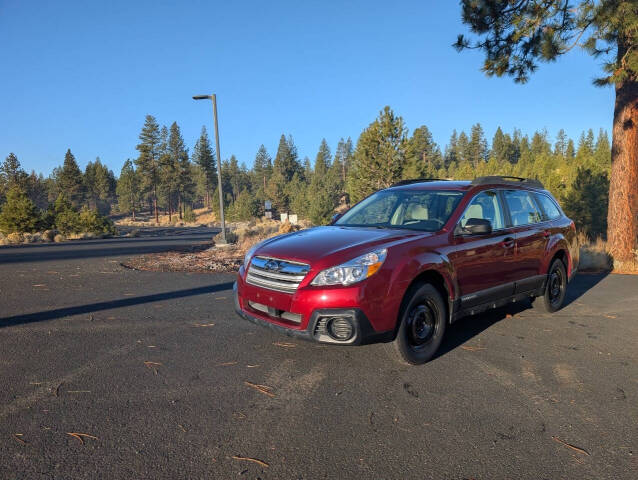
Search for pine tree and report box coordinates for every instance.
[467,123,488,168]
[251,145,272,196]
[348,106,407,202]
[157,125,176,219]
[193,126,217,209]
[456,131,470,165]
[84,157,115,214]
[332,137,354,185]
[287,173,310,219]
[57,149,85,206]
[268,135,303,211]
[594,129,612,170]
[314,139,331,177]
[303,157,312,183]
[167,122,192,219]
[0,185,41,234]
[308,143,340,224]
[227,155,244,202]
[566,139,576,159]
[554,129,569,158]
[135,115,162,222]
[491,127,507,163]
[227,189,260,221]
[116,160,140,220]
[531,130,552,157]
[404,125,442,178]
[273,134,303,182]
[1,153,27,190]
[563,168,609,238]
[444,130,459,167]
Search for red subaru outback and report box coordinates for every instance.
[234,176,578,364]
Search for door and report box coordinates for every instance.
[447,190,517,309]
[501,189,548,293]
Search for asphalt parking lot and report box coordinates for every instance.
[1,229,637,479]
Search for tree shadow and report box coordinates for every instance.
[0,237,215,264]
[434,273,608,360]
[0,282,234,328]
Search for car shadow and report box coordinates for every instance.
[433,272,609,360]
[0,281,235,328]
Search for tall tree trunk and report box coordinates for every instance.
[168,191,172,222]
[132,206,135,221]
[607,73,638,262]
[153,185,159,223]
[179,194,183,220]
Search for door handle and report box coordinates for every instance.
[501,237,515,248]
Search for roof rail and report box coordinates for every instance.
[391,178,450,187]
[471,176,544,189]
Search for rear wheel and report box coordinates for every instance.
[385,283,446,365]
[532,259,567,313]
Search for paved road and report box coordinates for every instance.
[1,229,637,479]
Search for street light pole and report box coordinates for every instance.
[193,94,226,244]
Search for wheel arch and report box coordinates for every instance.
[400,269,454,326]
[547,241,572,279]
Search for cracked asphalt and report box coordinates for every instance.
[1,228,637,479]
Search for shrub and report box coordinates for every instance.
[214,230,238,244]
[43,229,57,242]
[51,195,115,235]
[183,207,196,223]
[227,190,260,222]
[7,232,24,244]
[78,207,116,235]
[53,195,81,234]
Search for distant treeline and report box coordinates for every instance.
[0,106,610,237]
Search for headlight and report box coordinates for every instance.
[243,244,259,268]
[311,248,387,286]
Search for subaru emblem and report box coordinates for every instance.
[264,259,281,272]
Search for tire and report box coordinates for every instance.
[532,259,567,313]
[385,283,447,365]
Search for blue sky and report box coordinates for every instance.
[0,0,614,176]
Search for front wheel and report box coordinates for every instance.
[385,283,447,365]
[532,259,567,313]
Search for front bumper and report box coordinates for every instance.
[233,282,389,345]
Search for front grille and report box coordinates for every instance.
[246,256,310,293]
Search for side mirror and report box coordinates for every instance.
[330,213,343,225]
[459,218,492,235]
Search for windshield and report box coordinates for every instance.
[336,189,465,231]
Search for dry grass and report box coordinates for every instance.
[124,217,309,273]
[0,229,117,246]
[578,232,638,274]
[116,208,216,228]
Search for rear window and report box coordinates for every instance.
[503,190,543,226]
[534,193,562,220]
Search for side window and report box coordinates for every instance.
[535,193,561,220]
[503,190,543,226]
[459,191,505,230]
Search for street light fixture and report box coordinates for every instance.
[193,93,226,244]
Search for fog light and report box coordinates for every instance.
[327,317,354,341]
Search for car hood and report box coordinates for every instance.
[254,226,428,267]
